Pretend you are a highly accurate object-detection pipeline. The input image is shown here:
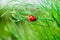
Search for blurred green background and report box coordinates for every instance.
[0,0,60,40]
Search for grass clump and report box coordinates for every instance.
[0,0,60,40]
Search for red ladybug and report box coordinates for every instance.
[27,15,36,21]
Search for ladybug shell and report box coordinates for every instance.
[28,15,36,21]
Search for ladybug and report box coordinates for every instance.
[27,15,36,21]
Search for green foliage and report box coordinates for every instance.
[0,0,60,40]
